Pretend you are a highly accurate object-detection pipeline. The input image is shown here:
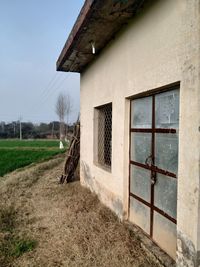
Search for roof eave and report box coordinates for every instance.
[57,0,147,73]
[56,0,95,72]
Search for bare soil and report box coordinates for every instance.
[0,156,160,267]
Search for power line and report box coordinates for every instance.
[0,72,73,123]
[39,72,63,99]
[30,74,70,115]
[27,72,64,114]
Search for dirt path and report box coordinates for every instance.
[0,156,160,267]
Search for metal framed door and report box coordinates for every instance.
[129,88,179,259]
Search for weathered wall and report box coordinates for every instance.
[176,0,200,266]
[80,0,200,264]
[80,0,182,215]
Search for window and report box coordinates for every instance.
[94,103,112,169]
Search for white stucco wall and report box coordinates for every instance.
[80,0,182,213]
[176,1,200,266]
[80,0,200,264]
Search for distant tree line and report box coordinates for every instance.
[0,121,74,139]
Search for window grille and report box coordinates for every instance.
[95,103,112,168]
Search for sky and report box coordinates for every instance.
[0,0,85,124]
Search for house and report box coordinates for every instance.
[56,0,200,265]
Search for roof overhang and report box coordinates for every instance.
[57,0,147,73]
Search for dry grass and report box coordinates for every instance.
[0,156,159,267]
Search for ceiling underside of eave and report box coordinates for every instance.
[57,0,147,73]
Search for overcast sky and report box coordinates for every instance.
[0,0,84,124]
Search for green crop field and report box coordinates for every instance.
[0,140,62,148]
[0,139,67,177]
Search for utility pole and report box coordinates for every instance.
[51,121,54,139]
[19,116,22,140]
[1,122,5,133]
[13,122,16,137]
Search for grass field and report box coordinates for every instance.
[0,139,62,148]
[0,139,66,177]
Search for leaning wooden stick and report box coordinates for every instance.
[59,121,80,183]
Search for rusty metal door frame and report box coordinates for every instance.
[129,88,178,239]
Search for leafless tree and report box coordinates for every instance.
[55,93,72,140]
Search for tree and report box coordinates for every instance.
[55,93,72,140]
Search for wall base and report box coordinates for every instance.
[80,160,123,219]
[177,231,200,267]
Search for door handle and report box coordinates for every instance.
[151,171,157,185]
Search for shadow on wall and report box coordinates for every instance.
[74,161,80,182]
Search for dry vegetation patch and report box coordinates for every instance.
[0,156,160,267]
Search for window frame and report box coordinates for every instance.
[93,102,112,171]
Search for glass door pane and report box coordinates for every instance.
[154,173,177,219]
[131,132,152,164]
[130,165,151,202]
[129,197,150,235]
[155,89,179,129]
[131,97,152,128]
[155,133,178,175]
[153,212,177,259]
